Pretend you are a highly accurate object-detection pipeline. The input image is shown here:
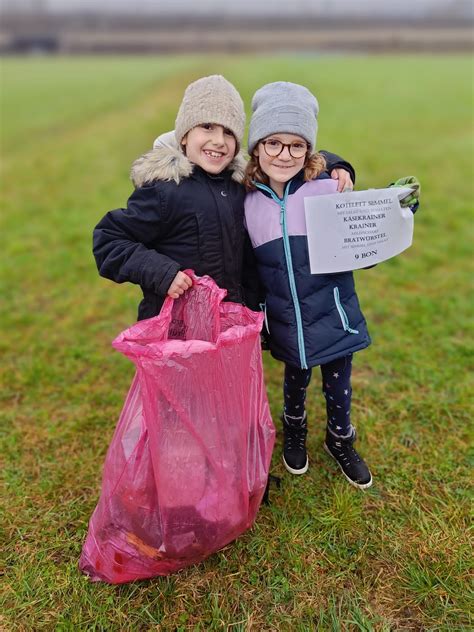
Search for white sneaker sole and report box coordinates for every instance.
[324,443,373,489]
[282,455,309,475]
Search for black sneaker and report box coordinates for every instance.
[281,413,309,475]
[324,427,372,489]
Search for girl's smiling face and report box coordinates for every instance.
[181,123,237,175]
[255,133,307,197]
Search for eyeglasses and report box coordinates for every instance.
[260,139,308,159]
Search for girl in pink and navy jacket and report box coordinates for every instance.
[243,82,420,489]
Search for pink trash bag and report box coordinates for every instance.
[79,272,275,583]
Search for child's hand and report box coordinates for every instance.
[331,168,354,192]
[167,271,193,298]
[389,176,421,208]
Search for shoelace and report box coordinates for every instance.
[334,442,361,463]
[284,425,307,450]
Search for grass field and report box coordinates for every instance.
[1,54,473,631]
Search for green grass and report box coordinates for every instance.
[1,54,473,631]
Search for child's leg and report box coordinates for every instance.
[320,354,353,437]
[282,364,312,475]
[284,364,312,421]
[321,354,372,489]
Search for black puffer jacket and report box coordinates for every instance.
[93,145,354,321]
[93,145,251,320]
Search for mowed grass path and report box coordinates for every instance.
[1,55,472,630]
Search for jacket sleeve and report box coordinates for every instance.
[93,185,181,297]
[320,149,356,185]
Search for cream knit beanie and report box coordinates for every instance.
[175,75,245,151]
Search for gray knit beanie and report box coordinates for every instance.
[175,75,245,151]
[247,81,319,154]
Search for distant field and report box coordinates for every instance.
[1,55,473,631]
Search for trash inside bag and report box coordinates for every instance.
[79,272,275,583]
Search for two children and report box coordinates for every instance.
[93,75,352,321]
[243,82,419,488]
[93,74,419,490]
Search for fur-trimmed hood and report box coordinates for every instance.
[130,143,247,188]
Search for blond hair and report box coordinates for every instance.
[243,150,327,191]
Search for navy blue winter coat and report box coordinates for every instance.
[244,172,371,369]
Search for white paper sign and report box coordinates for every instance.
[304,187,414,274]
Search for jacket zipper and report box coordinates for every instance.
[255,181,308,369]
[333,286,359,334]
[207,174,239,298]
[259,302,270,334]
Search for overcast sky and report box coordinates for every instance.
[2,0,470,18]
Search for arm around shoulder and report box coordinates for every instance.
[319,149,356,186]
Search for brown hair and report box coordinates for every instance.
[243,149,327,191]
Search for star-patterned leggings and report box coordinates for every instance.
[284,354,353,437]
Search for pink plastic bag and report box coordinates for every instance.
[79,272,275,583]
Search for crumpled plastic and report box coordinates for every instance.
[79,272,275,583]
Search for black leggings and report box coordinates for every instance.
[283,354,353,436]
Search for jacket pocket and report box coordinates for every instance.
[333,287,359,335]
